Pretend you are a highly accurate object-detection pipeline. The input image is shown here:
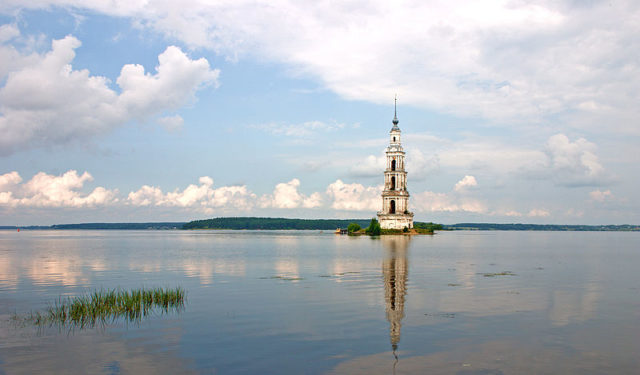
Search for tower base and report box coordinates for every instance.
[377,213,414,230]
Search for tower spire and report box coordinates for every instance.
[394,94,397,117]
[392,95,399,128]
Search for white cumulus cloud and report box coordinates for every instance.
[127,176,255,211]
[260,178,322,209]
[544,134,607,186]
[325,179,381,211]
[589,189,613,202]
[413,191,487,214]
[0,170,21,189]
[0,170,118,208]
[0,33,219,155]
[528,209,550,217]
[348,154,386,178]
[406,148,439,181]
[454,175,478,192]
[412,175,486,213]
[0,23,18,42]
[157,114,184,132]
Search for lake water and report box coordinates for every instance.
[1,230,639,374]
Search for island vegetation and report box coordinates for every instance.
[344,218,438,236]
[365,218,382,235]
[347,222,361,233]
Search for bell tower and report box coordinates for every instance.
[377,97,414,230]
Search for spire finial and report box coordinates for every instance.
[392,94,399,127]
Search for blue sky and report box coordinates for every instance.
[1,1,639,225]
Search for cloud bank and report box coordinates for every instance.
[544,134,607,187]
[0,169,623,224]
[2,1,638,134]
[127,176,256,214]
[0,170,117,207]
[0,34,219,155]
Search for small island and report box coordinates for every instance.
[342,218,442,236]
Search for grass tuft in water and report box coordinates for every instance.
[18,287,185,328]
[480,271,517,277]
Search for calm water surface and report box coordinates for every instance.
[0,230,639,374]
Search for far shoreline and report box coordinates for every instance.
[2,219,638,232]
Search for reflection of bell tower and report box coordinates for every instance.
[382,236,410,353]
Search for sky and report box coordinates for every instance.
[0,0,639,226]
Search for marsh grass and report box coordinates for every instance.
[480,271,517,277]
[18,287,185,329]
[260,276,305,281]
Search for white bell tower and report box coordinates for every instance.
[377,97,414,230]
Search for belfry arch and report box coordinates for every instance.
[390,200,396,214]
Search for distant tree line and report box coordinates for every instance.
[182,217,371,230]
[51,223,186,230]
[443,223,640,231]
[1,223,186,230]
[4,220,636,232]
[183,217,450,231]
[414,222,444,231]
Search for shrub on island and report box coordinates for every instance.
[347,222,361,233]
[365,218,382,236]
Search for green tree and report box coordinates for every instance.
[347,222,361,233]
[366,218,381,236]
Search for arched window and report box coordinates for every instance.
[391,159,396,171]
[390,200,396,214]
[393,136,396,142]
[391,176,395,190]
